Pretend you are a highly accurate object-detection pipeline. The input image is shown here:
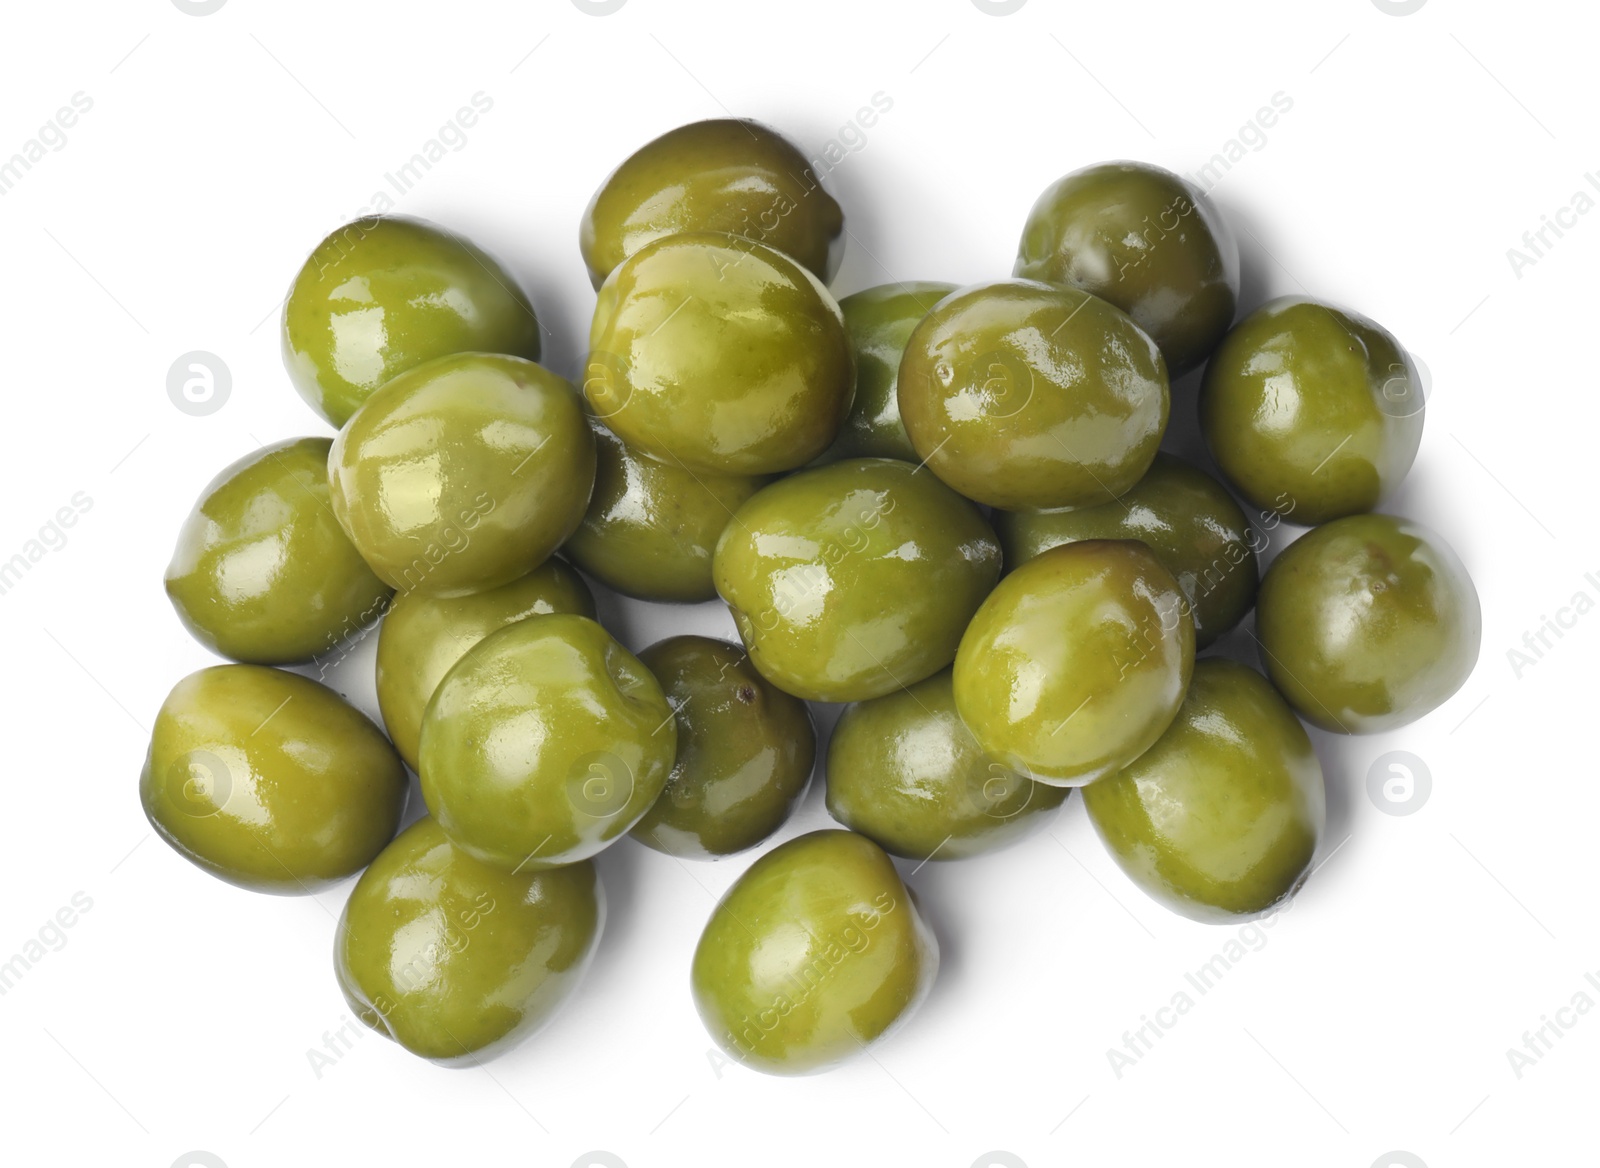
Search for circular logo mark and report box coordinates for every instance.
[964,760,1034,820]
[172,1154,228,1168]
[1377,352,1429,419]
[1371,1154,1428,1168]
[170,0,228,14]
[971,0,1029,14]
[566,752,634,818]
[1370,0,1427,13]
[167,351,231,416]
[583,350,633,420]
[969,350,1035,419]
[571,1154,628,1168]
[1367,751,1431,817]
[571,0,628,12]
[972,1154,1029,1168]
[165,750,233,818]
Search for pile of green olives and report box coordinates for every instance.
[144,120,1480,1076]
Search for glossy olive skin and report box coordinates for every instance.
[822,282,957,463]
[691,830,938,1076]
[140,665,406,894]
[1084,660,1324,922]
[1200,297,1424,525]
[580,119,844,290]
[165,438,392,664]
[586,232,855,475]
[329,353,595,596]
[630,637,816,860]
[994,453,1258,648]
[375,559,595,771]
[335,817,603,1065]
[898,279,1169,510]
[419,614,676,871]
[283,216,541,428]
[1256,514,1480,733]
[1015,162,1239,375]
[826,669,1069,861]
[954,540,1194,786]
[713,458,1002,702]
[563,421,772,603]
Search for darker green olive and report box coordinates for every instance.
[994,453,1258,648]
[1256,514,1480,733]
[1015,161,1239,375]
[713,458,1002,702]
[375,559,595,771]
[1083,659,1325,922]
[1200,297,1424,525]
[586,232,855,475]
[329,353,595,596]
[630,636,816,860]
[822,282,957,463]
[335,817,603,1065]
[563,421,773,603]
[140,665,406,894]
[826,668,1069,861]
[282,216,541,428]
[580,119,844,289]
[419,614,675,871]
[897,279,1169,510]
[953,540,1194,786]
[165,437,392,664]
[691,830,938,1076]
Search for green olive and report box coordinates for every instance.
[822,282,957,463]
[826,668,1069,861]
[897,279,1169,510]
[165,437,391,664]
[630,637,815,860]
[579,119,844,289]
[328,353,595,596]
[953,540,1194,786]
[1015,162,1238,375]
[563,421,772,603]
[691,830,938,1075]
[335,817,603,1064]
[994,453,1258,648]
[375,559,595,771]
[282,216,541,428]
[1083,660,1324,922]
[1255,513,1480,733]
[418,614,675,871]
[713,458,1002,702]
[1200,297,1424,525]
[586,232,855,475]
[140,665,406,894]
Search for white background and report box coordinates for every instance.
[1,1,1592,1166]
